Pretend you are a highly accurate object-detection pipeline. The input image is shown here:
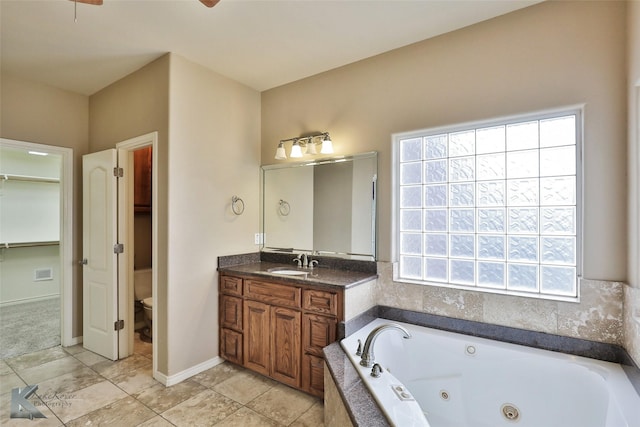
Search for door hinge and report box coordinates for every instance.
[113,243,124,254]
[114,319,124,331]
[113,167,123,178]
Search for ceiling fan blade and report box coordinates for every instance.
[69,0,103,5]
[199,0,220,7]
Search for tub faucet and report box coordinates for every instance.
[359,323,411,367]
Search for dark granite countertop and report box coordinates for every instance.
[324,342,390,427]
[218,261,377,290]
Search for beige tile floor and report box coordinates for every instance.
[0,333,324,426]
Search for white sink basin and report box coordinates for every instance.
[267,268,308,276]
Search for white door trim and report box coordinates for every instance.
[0,138,74,347]
[115,132,158,377]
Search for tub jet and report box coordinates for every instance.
[501,403,520,421]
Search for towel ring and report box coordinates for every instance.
[278,199,290,216]
[231,196,245,215]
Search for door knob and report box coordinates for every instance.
[79,258,88,265]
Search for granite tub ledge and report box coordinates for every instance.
[323,341,390,427]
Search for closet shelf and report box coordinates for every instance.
[1,241,60,249]
[1,173,59,183]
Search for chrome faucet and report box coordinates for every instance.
[294,253,308,268]
[359,323,411,367]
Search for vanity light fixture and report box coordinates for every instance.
[274,132,334,160]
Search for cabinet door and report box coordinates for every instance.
[244,300,270,376]
[302,313,337,357]
[220,295,243,332]
[220,328,242,365]
[302,353,325,397]
[270,306,301,388]
[301,313,337,396]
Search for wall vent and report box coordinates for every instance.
[34,268,53,281]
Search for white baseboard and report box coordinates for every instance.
[0,294,60,307]
[154,356,224,386]
[63,336,83,347]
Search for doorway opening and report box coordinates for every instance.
[132,146,153,345]
[0,138,74,359]
[116,133,158,377]
[81,132,158,375]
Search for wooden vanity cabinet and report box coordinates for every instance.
[219,275,243,364]
[219,273,342,398]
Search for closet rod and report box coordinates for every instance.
[1,173,59,183]
[1,241,60,249]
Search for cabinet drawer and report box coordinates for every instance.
[302,289,337,316]
[245,280,301,308]
[220,275,243,296]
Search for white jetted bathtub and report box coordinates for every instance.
[341,319,640,427]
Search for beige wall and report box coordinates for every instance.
[262,1,631,354]
[89,55,171,372]
[1,73,89,337]
[262,1,627,282]
[89,53,261,376]
[1,0,635,376]
[166,54,260,375]
[625,0,640,365]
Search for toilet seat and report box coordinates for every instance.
[142,297,153,309]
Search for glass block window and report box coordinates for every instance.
[394,110,581,299]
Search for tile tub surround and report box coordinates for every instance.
[328,308,640,427]
[624,284,640,367]
[374,262,627,349]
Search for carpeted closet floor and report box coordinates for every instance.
[0,296,60,359]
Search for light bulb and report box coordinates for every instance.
[290,141,303,158]
[321,135,334,154]
[275,142,287,160]
[306,140,317,155]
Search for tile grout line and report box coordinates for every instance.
[4,341,323,427]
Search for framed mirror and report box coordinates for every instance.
[261,152,377,260]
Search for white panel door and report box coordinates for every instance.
[82,149,118,360]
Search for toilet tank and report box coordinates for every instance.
[134,268,152,301]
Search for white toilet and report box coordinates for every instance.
[134,268,153,340]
